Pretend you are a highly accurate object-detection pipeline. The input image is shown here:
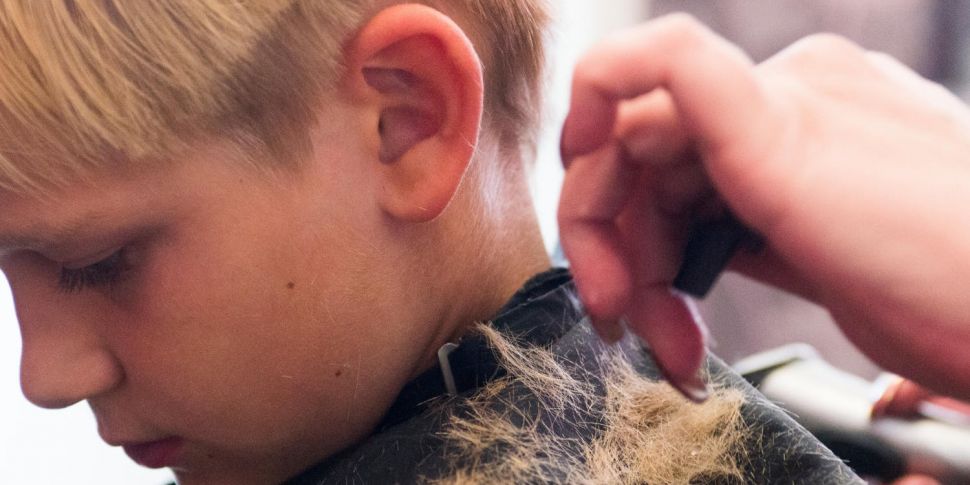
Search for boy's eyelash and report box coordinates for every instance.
[58,250,129,293]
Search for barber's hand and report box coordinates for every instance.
[558,14,970,401]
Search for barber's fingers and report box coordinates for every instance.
[561,14,773,185]
[558,143,638,322]
[629,288,708,401]
[560,14,790,399]
[560,144,708,397]
[654,160,711,215]
[618,180,708,400]
[615,90,689,169]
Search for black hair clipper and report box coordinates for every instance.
[672,213,762,298]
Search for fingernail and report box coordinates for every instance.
[871,376,906,420]
[676,373,711,404]
[655,358,710,404]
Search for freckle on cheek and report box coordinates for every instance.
[335,369,343,377]
[287,282,295,290]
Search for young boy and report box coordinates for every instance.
[0,2,855,484]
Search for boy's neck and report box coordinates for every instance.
[408,164,552,380]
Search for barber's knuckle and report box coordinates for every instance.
[767,33,869,76]
[794,33,864,59]
[656,13,705,36]
[655,13,710,50]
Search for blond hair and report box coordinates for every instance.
[0,0,548,192]
[430,325,748,484]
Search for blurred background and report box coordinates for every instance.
[2,1,969,483]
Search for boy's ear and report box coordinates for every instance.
[345,4,484,223]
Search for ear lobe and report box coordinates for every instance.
[347,5,484,223]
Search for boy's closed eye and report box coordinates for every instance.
[58,247,131,293]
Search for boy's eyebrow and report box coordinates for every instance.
[0,212,112,251]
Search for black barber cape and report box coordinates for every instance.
[286,269,861,484]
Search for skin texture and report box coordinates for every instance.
[0,5,548,484]
[559,14,970,402]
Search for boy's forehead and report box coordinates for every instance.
[0,207,108,251]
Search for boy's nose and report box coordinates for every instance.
[2,259,126,408]
[13,292,124,409]
[20,339,124,409]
